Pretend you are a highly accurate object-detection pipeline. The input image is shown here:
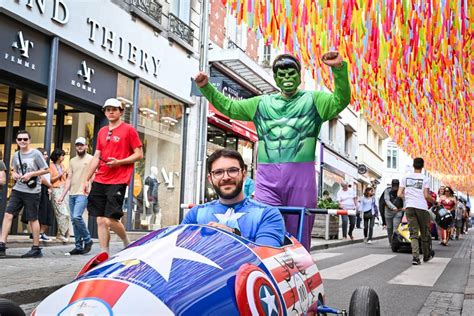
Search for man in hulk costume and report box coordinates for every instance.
[195,52,351,250]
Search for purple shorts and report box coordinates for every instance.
[254,162,316,250]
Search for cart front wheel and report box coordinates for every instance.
[349,286,380,316]
[0,299,25,316]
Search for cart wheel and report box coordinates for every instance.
[349,286,380,316]
[391,241,399,253]
[0,299,25,316]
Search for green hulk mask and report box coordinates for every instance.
[272,55,302,95]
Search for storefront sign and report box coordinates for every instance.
[2,0,198,103]
[57,43,118,106]
[358,164,368,175]
[0,14,50,85]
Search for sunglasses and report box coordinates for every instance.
[16,138,29,142]
[106,130,112,142]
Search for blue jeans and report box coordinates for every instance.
[69,195,91,250]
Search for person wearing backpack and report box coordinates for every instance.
[381,179,403,246]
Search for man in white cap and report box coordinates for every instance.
[82,98,143,254]
[58,137,94,255]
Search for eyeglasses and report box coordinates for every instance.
[106,130,112,142]
[16,138,29,142]
[210,167,241,179]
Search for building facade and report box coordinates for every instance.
[0,0,201,232]
[356,114,388,196]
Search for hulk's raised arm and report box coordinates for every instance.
[199,84,262,121]
[313,61,351,121]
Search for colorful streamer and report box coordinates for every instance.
[222,0,473,194]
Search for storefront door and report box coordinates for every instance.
[0,83,97,234]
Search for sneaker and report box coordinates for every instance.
[367,240,373,244]
[83,240,93,254]
[424,250,435,262]
[66,248,84,256]
[0,242,6,257]
[412,257,421,265]
[40,233,51,241]
[57,236,69,243]
[21,246,43,258]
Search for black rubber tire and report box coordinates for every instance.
[349,286,380,316]
[391,241,399,252]
[0,298,25,316]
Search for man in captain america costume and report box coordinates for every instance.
[195,52,351,250]
[182,149,285,247]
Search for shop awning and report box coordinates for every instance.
[208,105,258,142]
[208,49,279,95]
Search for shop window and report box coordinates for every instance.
[133,83,184,230]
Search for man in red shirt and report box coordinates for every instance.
[83,98,143,254]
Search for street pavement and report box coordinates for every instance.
[0,223,472,315]
[313,231,473,316]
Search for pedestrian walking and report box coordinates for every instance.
[83,98,143,254]
[0,155,5,205]
[195,51,351,251]
[337,181,357,240]
[21,148,54,241]
[454,198,466,239]
[398,157,437,265]
[382,179,403,246]
[0,130,49,257]
[359,187,376,244]
[50,148,71,243]
[439,186,456,246]
[58,137,94,255]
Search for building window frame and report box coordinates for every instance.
[387,144,398,169]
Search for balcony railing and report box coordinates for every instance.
[227,38,246,53]
[128,0,162,25]
[169,13,193,46]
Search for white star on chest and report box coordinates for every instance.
[214,207,246,224]
[103,226,222,282]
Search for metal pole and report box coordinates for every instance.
[319,142,325,198]
[0,88,16,225]
[178,106,190,222]
[126,78,140,231]
[44,36,59,154]
[194,0,210,204]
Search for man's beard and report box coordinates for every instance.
[77,150,86,157]
[212,178,244,200]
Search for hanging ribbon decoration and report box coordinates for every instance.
[222,0,473,194]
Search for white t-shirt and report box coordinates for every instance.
[337,189,356,210]
[401,172,430,210]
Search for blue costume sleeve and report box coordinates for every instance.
[254,207,285,247]
[181,206,199,224]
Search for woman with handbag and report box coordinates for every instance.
[359,187,376,244]
[50,148,71,243]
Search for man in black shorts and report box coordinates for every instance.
[0,130,49,257]
[83,98,143,254]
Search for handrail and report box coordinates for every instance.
[181,203,356,243]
